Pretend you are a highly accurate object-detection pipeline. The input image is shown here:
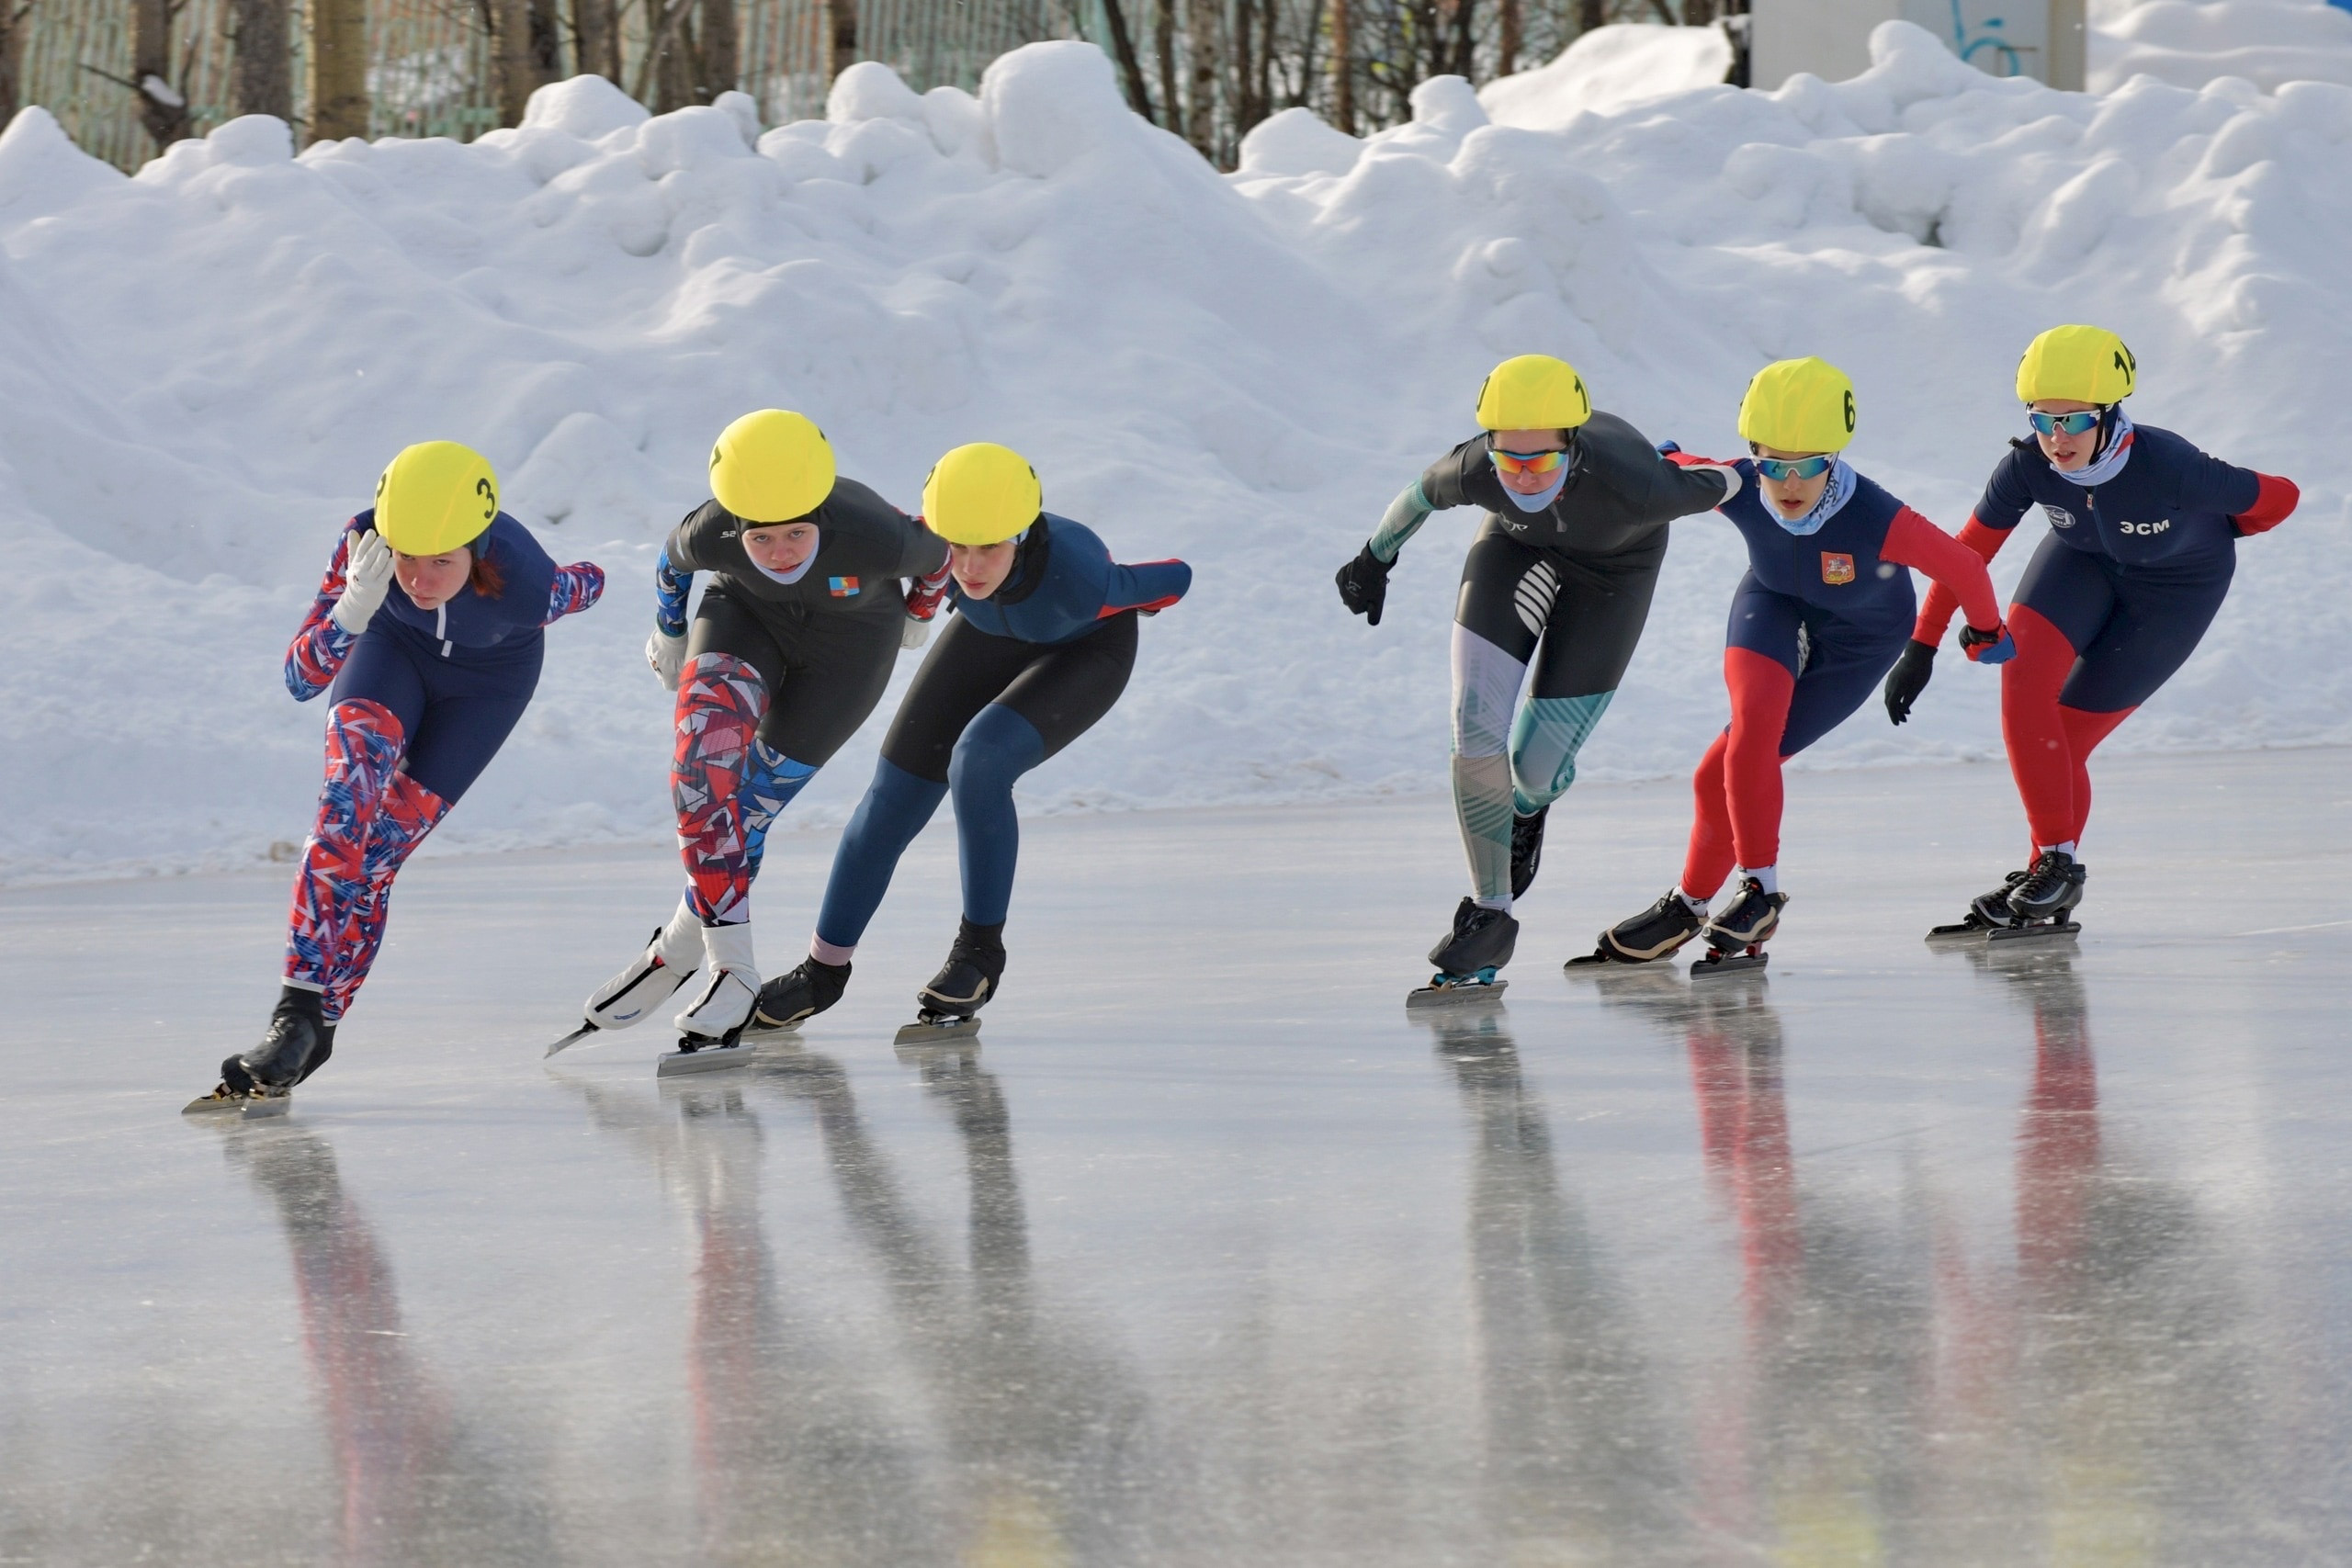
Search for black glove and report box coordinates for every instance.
[1883,639,1936,725]
[1335,543,1394,626]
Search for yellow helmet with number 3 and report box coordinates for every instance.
[1475,355,1592,432]
[709,409,837,524]
[1737,357,1857,454]
[922,443,1044,547]
[374,441,500,556]
[2016,325,2136,405]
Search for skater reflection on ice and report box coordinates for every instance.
[556,1043,1149,1562]
[206,1123,549,1565]
[1415,1007,1684,1557]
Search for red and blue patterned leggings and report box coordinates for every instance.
[673,654,817,927]
[282,700,450,1021]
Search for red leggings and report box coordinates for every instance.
[1680,650,1795,901]
[2002,606,2132,850]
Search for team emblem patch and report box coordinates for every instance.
[1820,552,1855,585]
[2041,503,2076,530]
[828,576,860,597]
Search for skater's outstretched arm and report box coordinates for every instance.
[283,523,390,700]
[1881,508,2007,650]
[540,561,605,625]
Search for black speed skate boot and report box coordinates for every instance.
[190,987,334,1112]
[1567,890,1705,971]
[1928,868,2030,943]
[2006,851,2086,931]
[1510,807,1548,899]
[752,956,851,1033]
[1408,897,1518,1006]
[1693,878,1787,978]
[903,919,1006,1042]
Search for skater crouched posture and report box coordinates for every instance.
[755,443,1190,1031]
[1333,354,1736,988]
[197,444,605,1104]
[577,411,950,1054]
[1585,360,2010,969]
[1884,327,2299,933]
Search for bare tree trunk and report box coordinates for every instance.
[1329,0,1352,134]
[1497,0,1519,75]
[528,0,563,81]
[1100,0,1156,123]
[654,10,695,108]
[1184,0,1218,160]
[824,0,856,81]
[1154,0,1182,141]
[697,0,736,99]
[573,0,620,82]
[1446,0,1476,79]
[1576,0,1604,35]
[479,0,537,125]
[1682,0,1715,24]
[1233,0,1254,134]
[130,0,192,148]
[0,0,28,124]
[310,0,368,138]
[229,0,293,119]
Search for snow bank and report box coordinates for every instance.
[2093,0,2352,93]
[0,24,2346,881]
[1479,23,1734,128]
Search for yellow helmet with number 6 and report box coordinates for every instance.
[374,441,500,556]
[1475,355,1592,432]
[709,409,837,524]
[2016,325,2135,405]
[1737,357,1857,454]
[922,443,1044,547]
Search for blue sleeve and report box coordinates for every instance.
[2168,441,2263,518]
[1973,447,2037,531]
[654,547,690,636]
[1103,558,1191,615]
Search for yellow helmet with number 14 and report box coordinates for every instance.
[2016,325,2136,405]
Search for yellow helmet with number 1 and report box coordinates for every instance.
[1475,355,1592,431]
[922,443,1044,547]
[2016,325,2136,405]
[709,409,837,524]
[374,441,500,556]
[1737,357,1857,454]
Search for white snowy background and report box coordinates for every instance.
[0,0,2346,881]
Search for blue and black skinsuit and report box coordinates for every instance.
[809,513,1191,960]
[1372,414,1736,906]
[657,481,948,926]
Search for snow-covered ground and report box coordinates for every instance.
[0,19,2346,882]
[2094,0,2352,92]
[5,754,2348,1562]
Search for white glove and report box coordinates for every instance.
[900,615,931,651]
[329,530,395,635]
[647,628,687,692]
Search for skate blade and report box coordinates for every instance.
[738,1016,805,1041]
[1690,951,1769,979]
[653,1032,779,1077]
[182,1089,289,1119]
[1406,977,1510,1009]
[1986,919,2080,945]
[1925,921,1995,947]
[543,1022,600,1059]
[895,1016,982,1045]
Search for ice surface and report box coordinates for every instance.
[3,750,2347,1563]
[2,27,2349,883]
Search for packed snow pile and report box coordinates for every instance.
[2092,0,2352,93]
[1479,22,1734,127]
[0,24,2346,881]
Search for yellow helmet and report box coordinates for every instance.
[1737,357,1857,454]
[2016,325,2136,405]
[922,443,1043,547]
[708,409,836,524]
[1474,355,1592,432]
[374,441,500,556]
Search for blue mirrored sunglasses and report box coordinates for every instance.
[1750,454,1834,482]
[2028,409,2102,436]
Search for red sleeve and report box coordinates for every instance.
[1906,514,2008,646]
[2231,473,2299,536]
